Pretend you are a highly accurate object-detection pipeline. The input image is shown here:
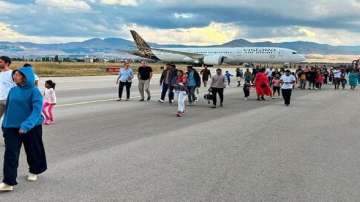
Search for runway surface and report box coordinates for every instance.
[1,75,360,201]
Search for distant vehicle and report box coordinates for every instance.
[128,30,306,65]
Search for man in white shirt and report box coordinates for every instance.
[0,56,15,118]
[333,68,341,90]
[280,70,296,106]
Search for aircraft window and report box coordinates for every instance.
[292,52,297,54]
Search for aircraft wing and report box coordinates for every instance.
[152,48,204,60]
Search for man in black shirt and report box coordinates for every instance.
[307,67,316,90]
[137,61,153,101]
[200,65,211,87]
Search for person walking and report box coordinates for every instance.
[254,68,272,101]
[333,68,341,90]
[116,61,134,101]
[243,81,251,100]
[252,67,259,84]
[210,68,226,108]
[280,70,296,106]
[323,68,329,85]
[244,68,253,84]
[236,68,243,87]
[340,68,347,90]
[315,70,324,90]
[329,67,334,84]
[0,56,15,120]
[42,80,57,125]
[307,67,316,90]
[272,74,281,97]
[137,61,153,101]
[349,69,359,90]
[266,67,273,86]
[186,66,201,105]
[159,64,171,103]
[200,65,211,87]
[0,65,47,192]
[298,70,307,89]
[224,70,233,86]
[159,64,177,103]
[174,70,187,117]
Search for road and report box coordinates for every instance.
[1,75,360,201]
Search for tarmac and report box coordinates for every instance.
[0,75,359,201]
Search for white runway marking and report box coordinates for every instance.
[57,93,162,107]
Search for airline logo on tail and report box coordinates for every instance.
[130,30,158,60]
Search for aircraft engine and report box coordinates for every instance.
[202,55,225,65]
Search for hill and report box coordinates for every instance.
[1,37,360,56]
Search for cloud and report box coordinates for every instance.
[256,27,357,46]
[0,1,23,13]
[0,22,28,41]
[1,0,360,46]
[145,0,360,32]
[99,0,141,6]
[35,0,92,12]
[125,22,242,45]
[123,21,360,46]
[156,0,360,20]
[0,22,87,43]
[242,26,360,46]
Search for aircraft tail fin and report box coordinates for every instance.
[130,30,151,51]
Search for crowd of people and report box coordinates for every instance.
[238,65,360,105]
[294,65,359,90]
[115,61,360,115]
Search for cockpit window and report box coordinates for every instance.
[292,52,297,54]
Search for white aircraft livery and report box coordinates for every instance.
[129,30,306,65]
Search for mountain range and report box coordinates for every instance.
[1,37,360,57]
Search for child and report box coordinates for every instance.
[175,70,187,117]
[272,75,281,97]
[224,70,233,86]
[43,80,57,125]
[0,65,47,191]
[243,81,251,100]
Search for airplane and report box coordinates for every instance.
[129,30,306,65]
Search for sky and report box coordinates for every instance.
[1,0,360,45]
